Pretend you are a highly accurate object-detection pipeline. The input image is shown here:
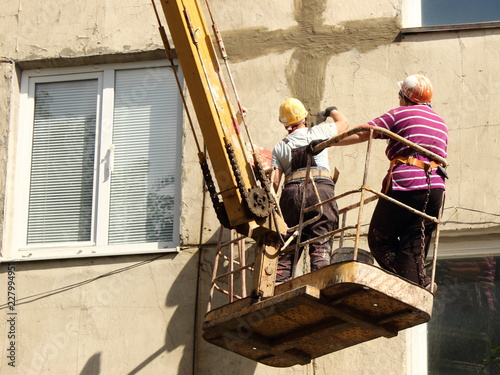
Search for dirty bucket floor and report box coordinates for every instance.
[202,261,433,367]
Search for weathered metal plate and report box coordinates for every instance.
[202,261,433,367]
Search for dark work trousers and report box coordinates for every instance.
[276,178,339,282]
[368,188,445,286]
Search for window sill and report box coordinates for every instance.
[1,245,180,262]
[402,21,500,34]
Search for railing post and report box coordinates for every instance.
[353,128,375,260]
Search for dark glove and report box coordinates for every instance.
[316,106,338,125]
[322,106,338,118]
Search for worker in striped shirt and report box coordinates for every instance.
[332,74,448,292]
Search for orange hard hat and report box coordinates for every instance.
[398,74,433,104]
[279,98,308,126]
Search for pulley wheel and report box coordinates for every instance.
[247,187,270,218]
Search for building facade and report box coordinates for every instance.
[1,0,499,374]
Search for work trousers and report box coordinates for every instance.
[368,188,445,286]
[276,178,339,282]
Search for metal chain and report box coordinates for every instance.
[200,157,232,229]
[225,140,271,222]
[418,170,432,284]
[253,152,276,207]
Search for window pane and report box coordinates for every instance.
[108,67,179,244]
[428,256,500,374]
[422,0,500,27]
[28,80,98,244]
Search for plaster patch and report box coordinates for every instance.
[222,13,400,115]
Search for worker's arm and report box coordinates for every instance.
[272,167,284,194]
[329,109,349,134]
[333,122,372,146]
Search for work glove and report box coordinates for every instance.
[307,139,328,156]
[316,106,338,125]
[322,106,338,117]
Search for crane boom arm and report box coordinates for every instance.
[158,0,265,229]
[156,0,285,298]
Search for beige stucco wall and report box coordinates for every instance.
[213,2,500,235]
[0,0,499,374]
[0,251,199,374]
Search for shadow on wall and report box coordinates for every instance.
[80,353,101,375]
[124,250,200,375]
[195,230,261,375]
[125,232,259,375]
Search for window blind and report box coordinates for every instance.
[27,79,98,244]
[109,67,179,244]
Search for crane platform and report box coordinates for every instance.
[202,261,433,367]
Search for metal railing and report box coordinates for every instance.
[207,125,447,309]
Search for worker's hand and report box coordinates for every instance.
[316,106,338,125]
[323,106,338,118]
[307,139,328,155]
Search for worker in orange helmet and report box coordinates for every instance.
[329,74,448,292]
[272,98,349,282]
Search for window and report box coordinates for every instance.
[403,0,500,28]
[407,235,500,375]
[428,255,500,374]
[4,62,183,260]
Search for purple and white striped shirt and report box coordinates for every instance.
[369,105,448,191]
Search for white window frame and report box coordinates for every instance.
[2,61,183,261]
[406,231,500,374]
[402,0,423,28]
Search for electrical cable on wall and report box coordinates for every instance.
[441,206,500,226]
[0,253,170,309]
[1,204,497,311]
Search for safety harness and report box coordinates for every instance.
[282,138,338,184]
[384,155,445,286]
[383,156,443,194]
[285,167,335,183]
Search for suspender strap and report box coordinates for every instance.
[383,156,442,194]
